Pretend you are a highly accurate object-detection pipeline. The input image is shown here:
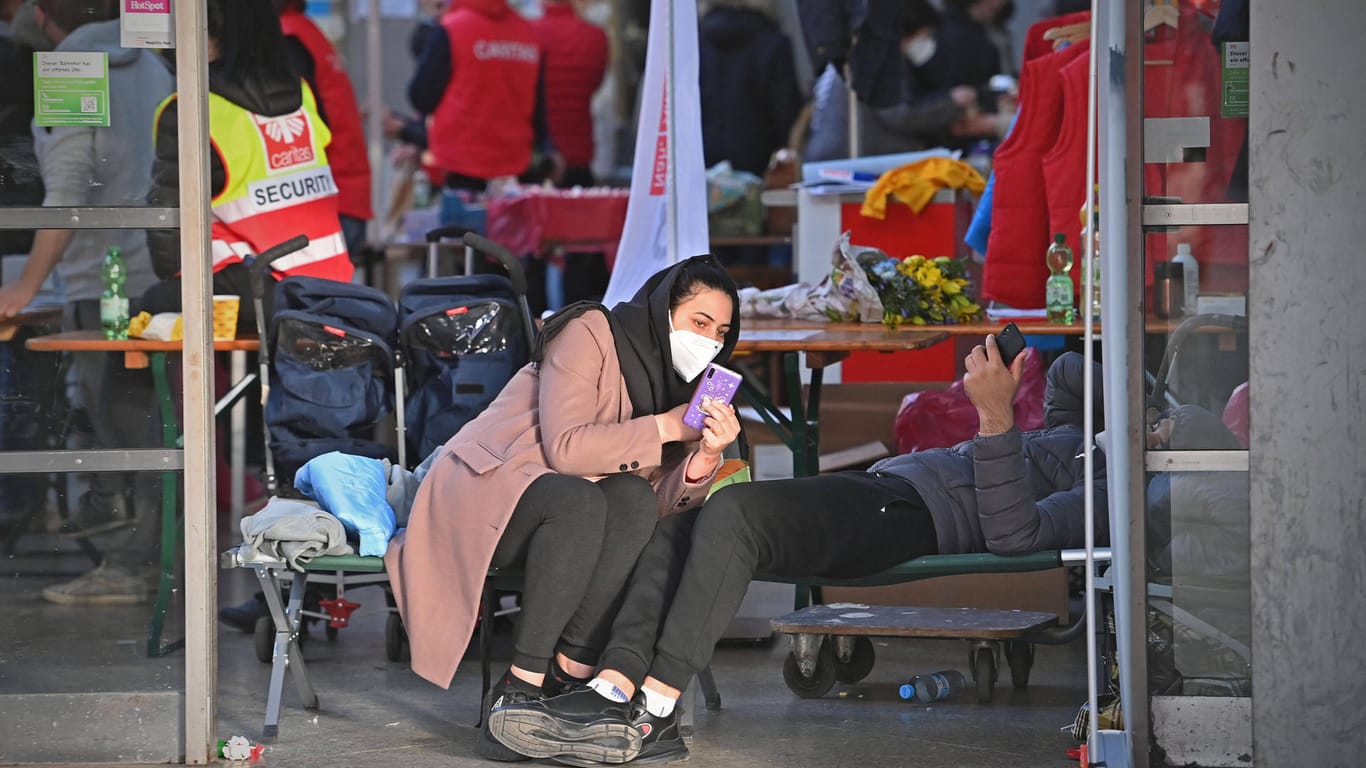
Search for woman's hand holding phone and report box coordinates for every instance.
[696,398,741,458]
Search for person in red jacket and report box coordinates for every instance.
[408,0,554,192]
[532,0,606,188]
[273,0,373,259]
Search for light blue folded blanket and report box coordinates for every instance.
[295,452,396,557]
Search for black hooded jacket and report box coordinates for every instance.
[798,0,905,109]
[869,351,1109,555]
[698,6,801,176]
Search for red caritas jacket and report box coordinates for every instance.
[430,0,541,180]
[278,9,373,221]
[983,42,1088,308]
[532,2,607,170]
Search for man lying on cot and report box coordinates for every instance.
[484,339,1111,765]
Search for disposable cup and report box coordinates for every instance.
[212,295,241,341]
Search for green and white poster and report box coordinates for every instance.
[1221,42,1249,119]
[33,51,110,127]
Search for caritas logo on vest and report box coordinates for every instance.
[472,40,538,62]
[254,111,316,174]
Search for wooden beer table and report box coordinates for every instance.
[25,330,261,656]
[733,320,949,477]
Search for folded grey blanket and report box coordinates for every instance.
[239,496,353,570]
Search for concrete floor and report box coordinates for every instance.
[2,538,1090,767]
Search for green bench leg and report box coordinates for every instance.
[147,351,184,658]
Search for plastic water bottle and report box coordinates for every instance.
[412,168,432,209]
[99,246,129,340]
[1171,243,1199,315]
[904,670,968,703]
[1081,212,1102,318]
[1045,233,1075,324]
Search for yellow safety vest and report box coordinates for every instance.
[157,83,352,281]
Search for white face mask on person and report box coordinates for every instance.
[902,35,937,67]
[668,318,723,382]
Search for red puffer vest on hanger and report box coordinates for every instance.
[278,9,373,222]
[1041,48,1094,301]
[982,42,1088,308]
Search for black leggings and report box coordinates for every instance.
[492,472,659,674]
[599,471,939,689]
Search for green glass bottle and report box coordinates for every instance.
[99,246,129,340]
[1045,233,1075,324]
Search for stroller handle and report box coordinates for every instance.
[247,235,310,301]
[462,233,527,297]
[1147,312,1249,412]
[424,225,477,244]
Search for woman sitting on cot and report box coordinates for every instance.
[384,255,742,759]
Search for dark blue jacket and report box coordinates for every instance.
[698,6,801,176]
[869,352,1109,555]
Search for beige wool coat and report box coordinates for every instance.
[385,310,719,688]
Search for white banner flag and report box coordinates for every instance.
[601,0,709,306]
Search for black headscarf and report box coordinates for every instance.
[534,255,741,417]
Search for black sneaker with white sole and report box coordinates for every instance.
[554,697,689,767]
[488,686,642,764]
[479,674,540,762]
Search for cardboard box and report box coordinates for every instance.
[743,381,941,478]
[823,568,1069,619]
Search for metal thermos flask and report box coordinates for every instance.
[1153,261,1185,318]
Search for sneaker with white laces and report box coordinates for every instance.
[41,563,154,605]
[489,686,642,764]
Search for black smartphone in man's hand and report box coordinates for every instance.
[993,322,1027,367]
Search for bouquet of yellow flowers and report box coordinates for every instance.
[856,252,983,327]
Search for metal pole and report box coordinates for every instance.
[174,0,217,761]
[1082,1,1102,757]
[366,0,384,246]
[664,0,679,263]
[844,62,859,158]
[1100,0,1148,764]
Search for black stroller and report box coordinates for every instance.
[223,233,535,740]
[263,270,400,488]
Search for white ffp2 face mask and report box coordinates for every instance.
[668,319,724,383]
[902,35,937,67]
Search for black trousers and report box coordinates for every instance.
[599,471,939,690]
[492,472,659,675]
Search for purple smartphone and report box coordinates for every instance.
[683,364,742,430]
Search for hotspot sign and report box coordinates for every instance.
[121,0,174,49]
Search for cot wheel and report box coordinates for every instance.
[254,616,273,664]
[834,637,876,684]
[385,613,410,662]
[782,644,838,699]
[973,647,996,704]
[1006,640,1034,689]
